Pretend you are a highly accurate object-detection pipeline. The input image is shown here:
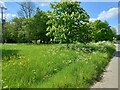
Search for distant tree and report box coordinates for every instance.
[17,18,33,43]
[46,1,90,46]
[4,8,51,43]
[110,27,117,40]
[3,22,17,43]
[117,35,120,40]
[12,17,25,43]
[17,2,35,18]
[30,8,50,43]
[4,17,33,43]
[110,27,116,34]
[91,20,115,41]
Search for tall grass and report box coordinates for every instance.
[2,41,115,88]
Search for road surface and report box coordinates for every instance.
[91,42,119,88]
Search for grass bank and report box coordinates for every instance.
[2,41,115,88]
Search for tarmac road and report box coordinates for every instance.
[91,42,119,88]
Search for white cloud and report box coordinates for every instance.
[0,13,17,20]
[40,3,46,7]
[39,2,49,7]
[5,13,17,20]
[97,7,118,20]
[89,18,98,22]
[90,7,119,22]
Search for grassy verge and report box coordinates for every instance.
[2,41,115,88]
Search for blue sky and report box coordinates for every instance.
[2,2,120,34]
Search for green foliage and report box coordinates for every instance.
[91,20,115,42]
[46,1,90,44]
[2,2,116,88]
[30,8,50,43]
[4,17,33,43]
[2,41,115,88]
[3,2,116,44]
[3,8,50,43]
[3,22,17,43]
[116,34,120,40]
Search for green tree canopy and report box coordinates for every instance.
[30,8,50,43]
[46,1,90,45]
[91,20,115,41]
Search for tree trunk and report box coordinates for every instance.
[66,43,69,49]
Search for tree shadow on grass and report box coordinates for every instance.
[2,49,20,61]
